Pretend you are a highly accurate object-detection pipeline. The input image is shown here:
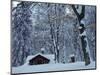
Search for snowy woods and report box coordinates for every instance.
[11,1,96,67]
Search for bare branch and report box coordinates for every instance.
[79,5,85,20]
[71,5,80,19]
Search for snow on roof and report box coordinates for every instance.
[41,48,45,51]
[26,53,55,63]
[69,54,75,57]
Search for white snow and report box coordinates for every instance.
[12,61,95,74]
[69,54,75,57]
[79,31,87,36]
[12,1,20,8]
[78,26,82,29]
[41,48,45,51]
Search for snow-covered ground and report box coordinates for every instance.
[12,61,95,74]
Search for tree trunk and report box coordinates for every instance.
[71,5,91,65]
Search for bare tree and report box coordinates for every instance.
[47,4,62,63]
[71,5,92,65]
[12,2,34,67]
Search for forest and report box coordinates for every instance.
[11,1,96,67]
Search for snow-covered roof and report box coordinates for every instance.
[69,54,75,57]
[26,53,55,63]
[41,48,45,51]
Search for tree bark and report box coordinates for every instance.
[71,5,91,65]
